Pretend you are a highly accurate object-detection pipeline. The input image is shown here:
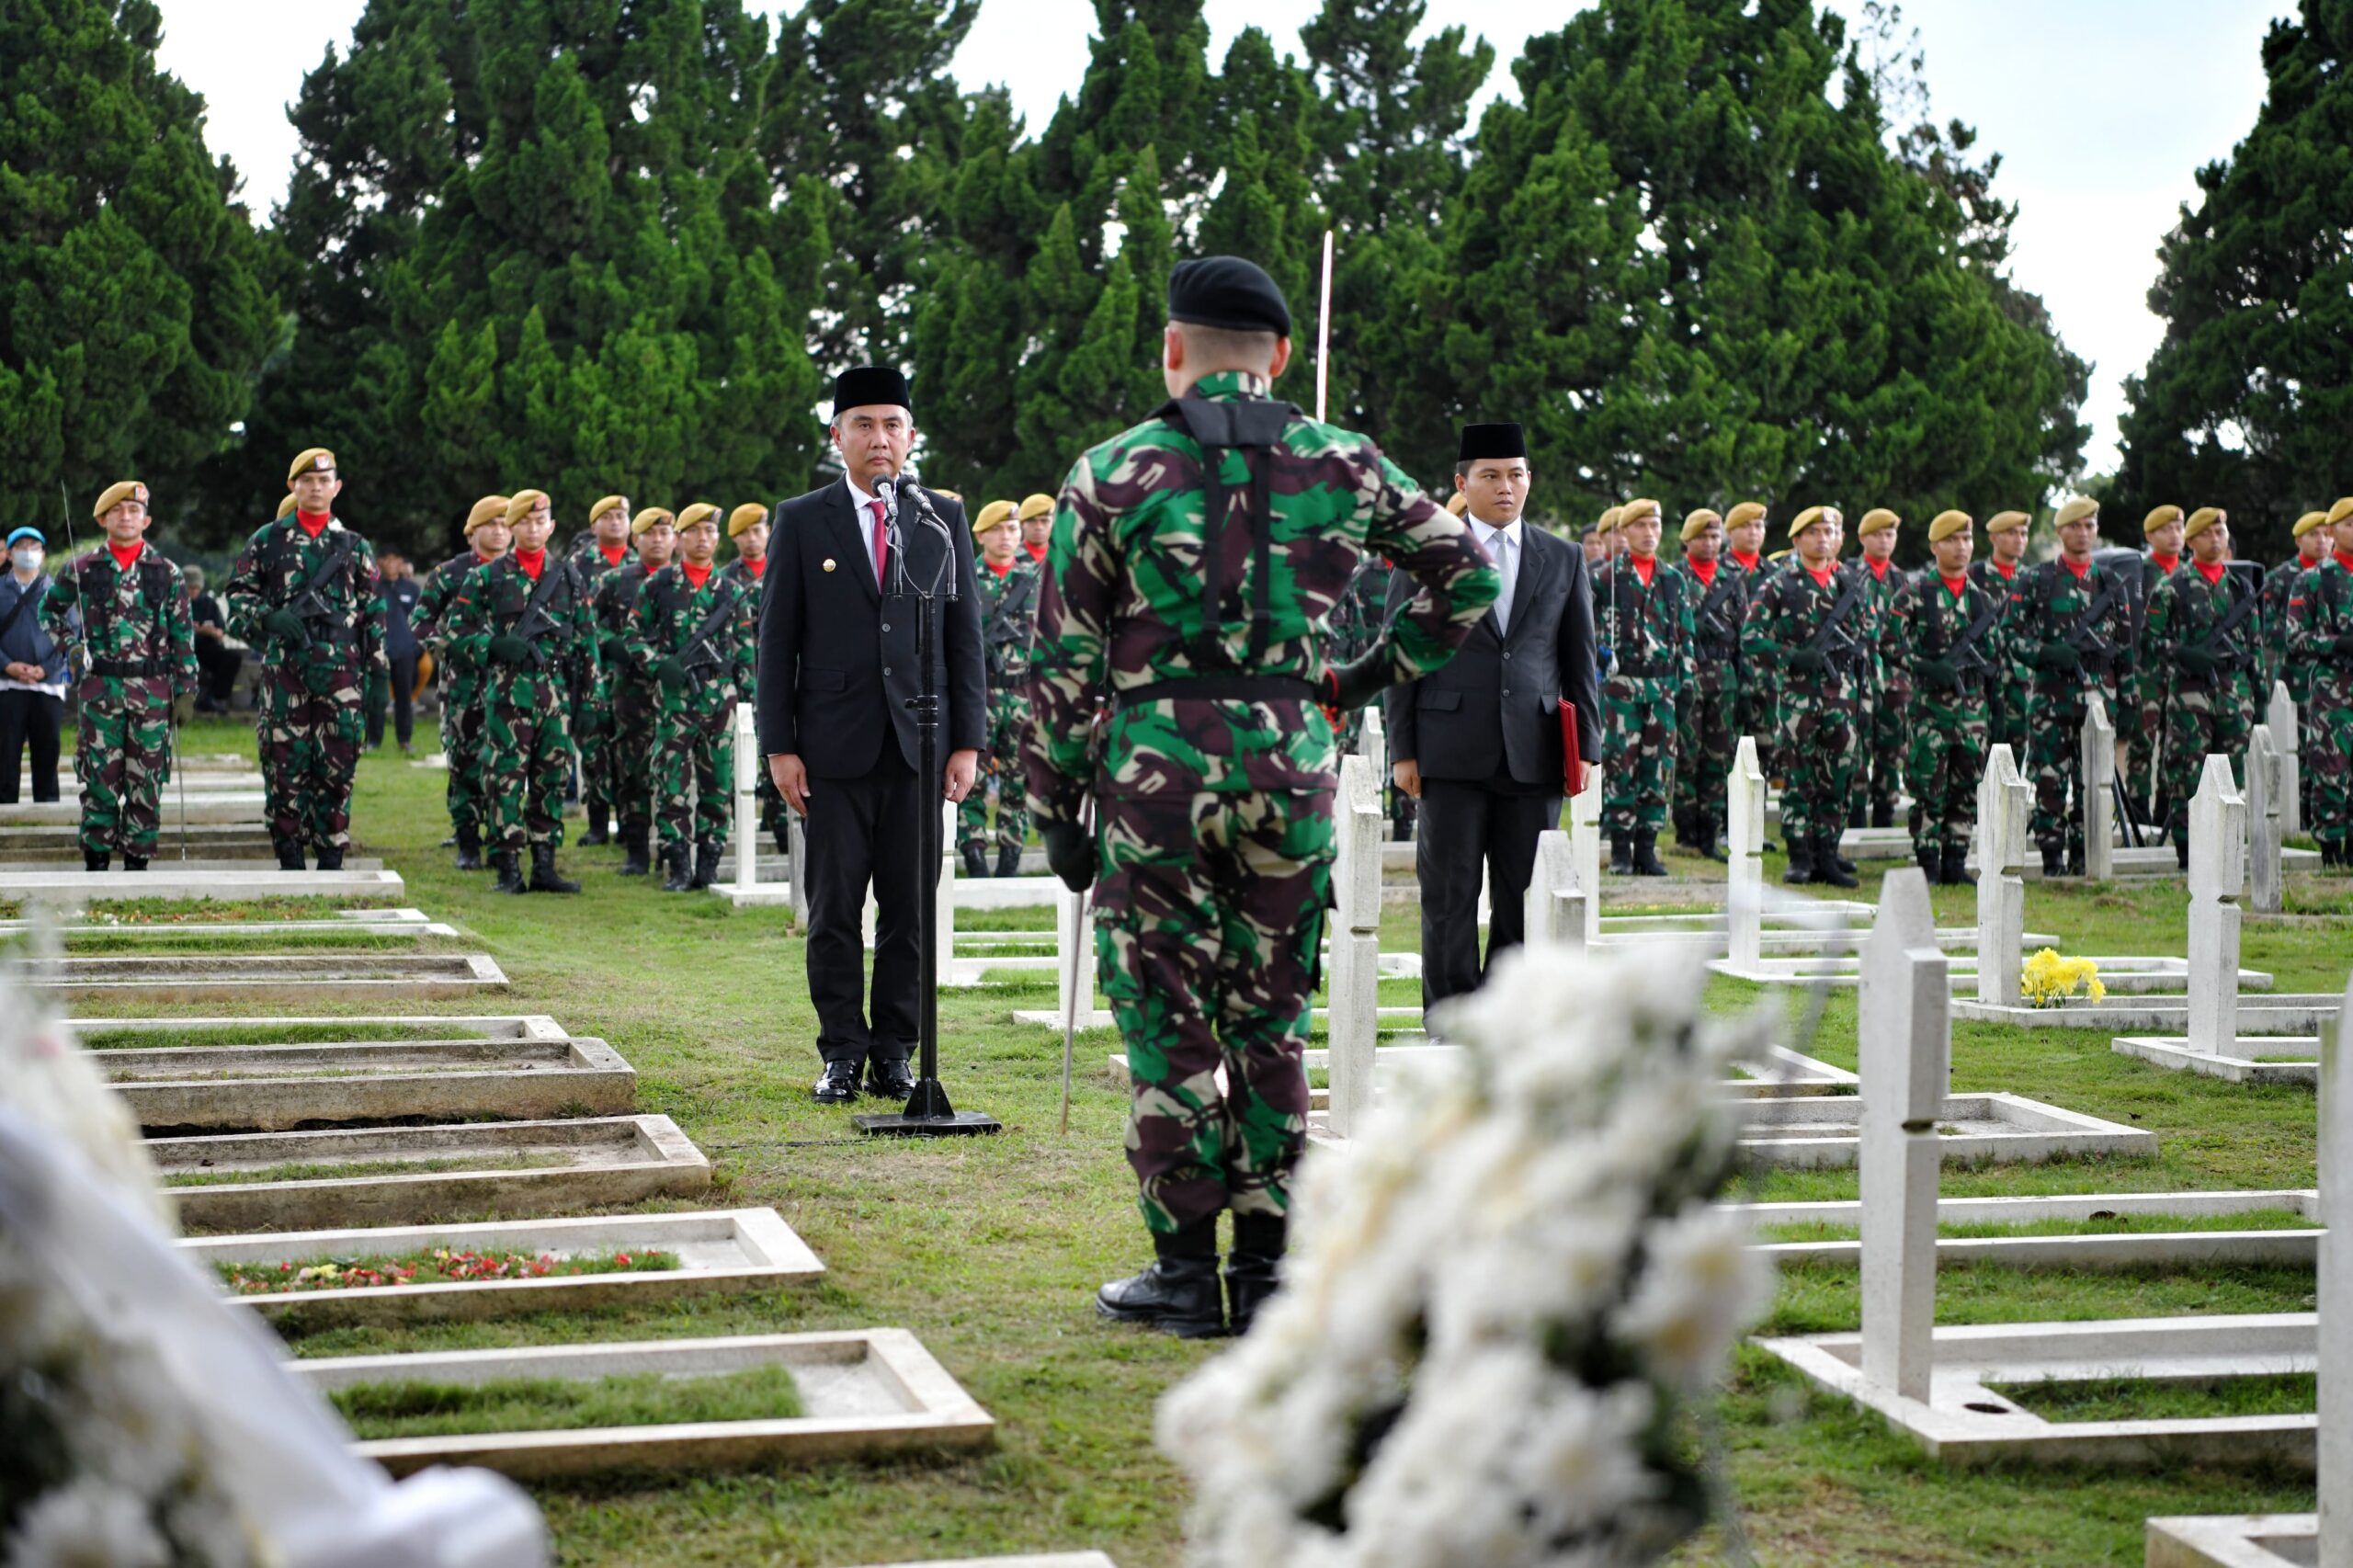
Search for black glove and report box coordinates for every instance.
[2038,642,2084,674]
[656,658,688,693]
[1788,648,1826,674]
[1915,658,1959,691]
[262,607,307,644]
[2178,646,2219,677]
[1325,651,1392,711]
[489,633,532,665]
[1041,819,1095,893]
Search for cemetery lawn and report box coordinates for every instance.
[116,719,2344,1565]
[330,1362,803,1440]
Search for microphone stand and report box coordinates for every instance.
[856,477,1001,1139]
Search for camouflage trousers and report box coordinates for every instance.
[611,673,658,833]
[1989,671,2029,763]
[2128,691,2164,824]
[438,673,483,834]
[1099,787,1329,1236]
[1904,692,1988,858]
[73,676,173,858]
[1742,676,1780,778]
[479,674,573,852]
[1672,684,1738,835]
[652,699,733,855]
[1775,690,1858,845]
[1859,676,1909,817]
[957,695,1030,856]
[1601,676,1677,835]
[576,684,618,825]
[2304,676,2352,852]
[257,666,365,851]
[2026,682,2103,857]
[2160,686,2252,847]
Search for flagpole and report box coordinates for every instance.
[1314,229,1335,424]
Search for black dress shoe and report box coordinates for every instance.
[1097,1256,1226,1338]
[866,1058,916,1100]
[813,1060,862,1104]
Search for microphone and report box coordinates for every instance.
[902,479,952,540]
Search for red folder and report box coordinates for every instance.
[1559,700,1588,795]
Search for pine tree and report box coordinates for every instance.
[2115,0,2353,559]
[0,0,279,534]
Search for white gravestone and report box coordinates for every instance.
[936,800,958,990]
[1566,768,1603,945]
[2318,972,2353,1562]
[1525,830,1583,949]
[1973,744,2030,1006]
[1727,736,1768,968]
[732,703,761,891]
[2186,753,2247,1055]
[2271,680,2302,839]
[2080,691,2116,881]
[2249,725,2283,915]
[1859,869,1949,1402]
[1324,754,1385,1137]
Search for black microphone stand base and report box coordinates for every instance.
[855,1076,1003,1137]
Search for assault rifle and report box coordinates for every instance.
[1944,594,2006,680]
[676,581,743,687]
[1695,572,1743,656]
[1802,566,1869,667]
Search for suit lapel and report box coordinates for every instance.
[830,479,881,605]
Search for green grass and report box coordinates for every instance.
[163,1153,573,1187]
[1986,1373,2314,1425]
[1760,1207,2316,1244]
[331,1363,801,1440]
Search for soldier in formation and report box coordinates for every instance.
[1886,510,1999,884]
[958,499,1042,878]
[1017,492,1054,567]
[1594,497,1691,876]
[2006,497,2134,877]
[588,508,674,876]
[1742,506,1862,887]
[2127,504,2188,823]
[2143,507,2260,867]
[412,494,509,869]
[224,448,386,870]
[1721,502,1774,776]
[1668,506,1744,861]
[1849,508,1906,831]
[1971,509,2033,759]
[40,482,196,870]
[2288,498,2353,867]
[568,494,634,846]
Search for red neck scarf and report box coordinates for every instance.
[1991,559,2018,580]
[1865,556,1892,581]
[2149,551,2179,574]
[1025,540,1047,563]
[599,542,628,567]
[680,560,713,588]
[1730,550,1761,572]
[2338,550,2353,574]
[2195,559,2227,585]
[1688,558,1718,586]
[741,554,765,579]
[2061,555,2092,580]
[514,548,545,582]
[1630,556,1654,586]
[1805,563,1836,587]
[107,540,142,571]
[296,511,330,540]
[1939,574,1969,598]
[986,557,1013,579]
[473,550,499,565]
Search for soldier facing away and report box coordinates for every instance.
[2144,506,2258,868]
[1595,497,1693,876]
[2286,498,2353,867]
[40,482,196,870]
[568,494,634,846]
[1024,256,1500,1338]
[1742,505,1863,888]
[411,495,509,869]
[1888,510,1999,885]
[1670,506,1745,861]
[2006,497,2136,877]
[958,499,1042,878]
[223,448,387,870]
[627,503,757,892]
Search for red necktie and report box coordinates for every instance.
[870,499,889,587]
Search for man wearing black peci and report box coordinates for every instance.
[1387,421,1600,1014]
[758,367,986,1105]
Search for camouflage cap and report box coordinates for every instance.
[589,494,630,526]
[2142,504,2184,535]
[93,481,149,518]
[1789,505,1842,540]
[1985,509,2030,535]
[1723,501,1768,530]
[2292,510,2330,540]
[1857,507,1901,537]
[728,503,768,538]
[287,448,335,483]
[2054,497,2100,528]
[1679,507,1722,543]
[676,502,722,532]
[1017,493,1056,521]
[972,499,1017,535]
[504,490,551,526]
[1927,509,1972,543]
[2183,506,2227,541]
[631,506,675,537]
[464,495,511,535]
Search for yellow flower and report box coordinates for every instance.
[2019,948,2102,1007]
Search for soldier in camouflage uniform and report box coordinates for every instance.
[39,482,196,870]
[626,503,757,892]
[956,500,1041,877]
[443,489,599,893]
[2127,504,2188,824]
[566,494,633,846]
[1742,506,1863,887]
[2262,512,2328,700]
[1017,492,1054,569]
[589,508,675,875]
[2006,497,2135,876]
[1849,508,1907,830]
[224,448,387,870]
[720,504,788,858]
[1971,509,2033,761]
[1722,501,1775,775]
[411,495,508,869]
[1024,256,1498,1338]
[1669,507,1745,860]
[1594,497,1692,875]
[2287,499,2353,866]
[1888,511,1999,884]
[2145,507,2259,867]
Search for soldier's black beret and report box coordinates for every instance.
[1458,423,1527,461]
[833,366,912,416]
[1168,256,1292,336]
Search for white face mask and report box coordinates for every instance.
[10,548,40,573]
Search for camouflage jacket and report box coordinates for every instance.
[716,557,767,595]
[1667,560,1745,696]
[412,551,494,651]
[1326,557,1393,665]
[1024,369,1499,824]
[2006,558,2136,702]
[2145,562,2261,698]
[441,552,599,700]
[224,516,387,676]
[1887,567,2003,702]
[623,563,758,712]
[1853,559,1903,690]
[1593,556,1694,695]
[39,544,196,693]
[2262,554,2316,695]
[2287,556,2353,695]
[976,558,1042,687]
[1740,560,1869,704]
[570,539,634,590]
[591,562,657,687]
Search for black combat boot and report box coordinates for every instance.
[1813,834,1859,888]
[2068,845,2086,877]
[961,842,989,879]
[581,801,610,846]
[1631,830,1669,877]
[314,846,344,871]
[1848,799,1867,830]
[491,850,525,894]
[662,844,695,892]
[1940,845,1972,886]
[691,839,721,889]
[84,850,108,872]
[2040,842,2065,878]
[1782,837,1816,885]
[276,840,304,871]
[1608,835,1633,875]
[122,855,146,871]
[1701,821,1729,863]
[454,823,483,870]
[1225,1213,1287,1337]
[1916,845,1941,881]
[995,844,1022,879]
[618,824,651,876]
[528,842,580,893]
[1097,1221,1225,1338]
[1871,799,1894,830]
[2176,833,2190,872]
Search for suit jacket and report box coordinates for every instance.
[756,476,986,778]
[1386,523,1599,787]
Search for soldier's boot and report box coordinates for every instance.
[1097,1222,1225,1339]
[2040,843,2065,878]
[581,802,610,847]
[275,840,305,872]
[1871,799,1894,830]
[528,843,580,894]
[2068,845,2086,877]
[84,851,108,872]
[994,844,1022,879]
[961,842,990,879]
[662,845,696,893]
[2176,833,2190,872]
[691,840,721,890]
[1813,834,1859,889]
[122,855,146,871]
[1631,830,1669,877]
[1940,846,1972,887]
[1608,835,1633,876]
[1782,838,1816,885]
[455,824,483,871]
[1223,1214,1286,1338]
[1915,846,1941,881]
[619,825,651,877]
[314,846,344,872]
[1848,799,1867,830]
[492,850,525,895]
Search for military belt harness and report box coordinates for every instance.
[1802,570,1870,663]
[77,557,178,674]
[278,528,358,648]
[499,558,575,669]
[658,577,745,679]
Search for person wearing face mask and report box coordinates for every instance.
[0,528,69,805]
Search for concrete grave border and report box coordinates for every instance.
[2112,1035,2324,1086]
[1739,1091,2158,1169]
[76,1013,572,1041]
[1951,996,2344,1032]
[1740,1189,2320,1270]
[0,907,460,940]
[33,951,508,1003]
[1711,954,2273,992]
[840,1557,1118,1568]
[2143,1514,2316,1568]
[0,867,404,900]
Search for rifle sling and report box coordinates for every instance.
[1802,569,1868,655]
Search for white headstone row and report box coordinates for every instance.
[1859,869,1950,1401]
[2187,754,2247,1055]
[1325,753,1385,1137]
[1973,744,2029,1005]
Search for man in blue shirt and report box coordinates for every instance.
[0,527,70,803]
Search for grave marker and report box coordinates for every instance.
[2249,724,2283,915]
[2081,692,2116,881]
[2322,974,2353,1562]
[2187,754,2247,1055]
[1728,736,1768,967]
[733,703,760,892]
[1974,744,2029,1006]
[2272,680,2302,839]
[1525,830,1582,949]
[1859,870,1950,1401]
[1567,767,1602,944]
[1324,754,1384,1136]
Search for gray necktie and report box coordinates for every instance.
[1491,528,1517,635]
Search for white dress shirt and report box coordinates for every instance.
[847,477,892,588]
[1471,517,1522,635]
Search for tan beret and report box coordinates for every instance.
[2328,497,2353,528]
[464,495,511,536]
[2054,497,2100,528]
[287,448,335,483]
[1679,508,1722,544]
[588,494,629,526]
[1723,501,1768,530]
[631,506,675,538]
[1858,507,1900,537]
[93,481,149,518]
[2292,510,2330,540]
[505,490,550,526]
[1620,498,1662,528]
[277,493,299,521]
[1984,509,2030,535]
[1927,509,1972,544]
[1018,493,1056,521]
[676,502,722,532]
[728,503,768,539]
[1445,492,1470,518]
[972,499,1017,535]
[1789,505,1842,540]
[2183,506,2226,541]
[1595,506,1623,537]
[2142,504,2184,535]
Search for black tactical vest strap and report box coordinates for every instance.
[1154,394,1301,671]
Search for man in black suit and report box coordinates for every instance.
[757,367,986,1104]
[1387,421,1599,1011]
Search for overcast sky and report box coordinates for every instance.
[153,0,2284,475]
